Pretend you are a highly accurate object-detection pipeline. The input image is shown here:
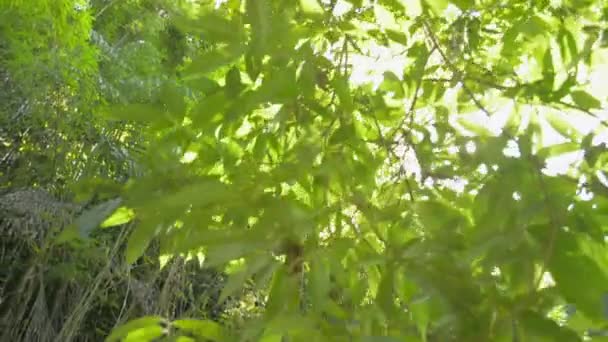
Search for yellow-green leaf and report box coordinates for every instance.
[101,206,135,228]
[106,316,165,342]
[424,0,448,15]
[172,319,225,340]
[300,0,324,16]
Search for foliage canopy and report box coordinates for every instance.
[2,0,608,341]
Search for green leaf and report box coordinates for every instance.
[332,75,354,112]
[300,0,324,16]
[172,319,225,340]
[265,268,300,317]
[161,179,234,210]
[190,92,227,130]
[541,47,555,88]
[520,310,581,341]
[545,112,579,139]
[423,0,448,15]
[376,269,395,316]
[379,71,405,98]
[75,198,122,238]
[536,142,580,159]
[570,90,602,110]
[549,232,608,321]
[189,13,243,43]
[310,253,331,311]
[266,314,316,335]
[361,337,404,342]
[457,116,496,137]
[247,0,272,54]
[558,28,578,66]
[100,206,135,228]
[205,242,256,268]
[125,221,158,264]
[415,201,464,232]
[385,29,408,45]
[225,67,243,98]
[220,255,271,303]
[103,104,167,123]
[451,0,474,10]
[184,44,245,78]
[124,326,165,342]
[245,52,262,81]
[106,316,165,342]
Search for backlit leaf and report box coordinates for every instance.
[424,0,448,15]
[106,316,165,342]
[570,90,602,110]
[173,319,225,340]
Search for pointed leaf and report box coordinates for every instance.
[172,319,225,340]
[106,316,165,342]
[101,206,135,228]
[75,198,122,238]
[536,142,580,159]
[300,0,324,16]
[424,0,448,15]
[571,90,602,110]
[125,222,158,264]
[184,44,245,78]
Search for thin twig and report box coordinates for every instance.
[95,0,117,19]
[556,100,608,129]
[422,21,493,117]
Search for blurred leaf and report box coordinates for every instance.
[184,44,245,78]
[451,0,474,10]
[520,310,581,341]
[106,316,165,342]
[570,90,601,110]
[219,254,271,303]
[300,0,324,16]
[225,67,243,98]
[125,221,158,264]
[376,268,395,316]
[247,0,272,54]
[545,112,579,139]
[386,29,408,45]
[100,206,134,228]
[187,13,243,43]
[457,116,495,137]
[549,232,608,321]
[75,198,122,238]
[173,319,225,340]
[310,253,331,311]
[124,326,165,342]
[536,142,580,159]
[416,201,464,232]
[103,104,166,123]
[424,0,448,15]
